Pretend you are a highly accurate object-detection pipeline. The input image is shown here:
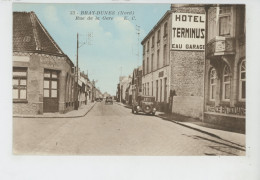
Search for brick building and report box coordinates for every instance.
[13,12,75,114]
[204,5,246,132]
[142,5,205,117]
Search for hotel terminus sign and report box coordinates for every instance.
[171,13,205,51]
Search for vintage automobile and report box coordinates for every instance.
[132,95,156,115]
[95,97,103,102]
[105,96,113,104]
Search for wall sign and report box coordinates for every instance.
[206,105,245,116]
[171,13,205,51]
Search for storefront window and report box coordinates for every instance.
[210,68,217,101]
[13,67,27,100]
[222,65,231,100]
[240,60,246,100]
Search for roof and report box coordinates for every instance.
[141,10,172,45]
[13,11,64,55]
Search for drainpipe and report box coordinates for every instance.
[203,5,210,122]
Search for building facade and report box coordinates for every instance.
[77,71,90,107]
[142,5,205,117]
[170,5,205,118]
[141,11,171,112]
[204,5,246,132]
[131,66,142,103]
[13,12,75,115]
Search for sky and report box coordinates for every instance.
[13,3,170,95]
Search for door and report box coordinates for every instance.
[43,69,59,113]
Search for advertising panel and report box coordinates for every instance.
[171,13,205,51]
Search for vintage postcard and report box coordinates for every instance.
[12,3,246,156]
[1,0,260,179]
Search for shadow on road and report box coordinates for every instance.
[182,134,245,156]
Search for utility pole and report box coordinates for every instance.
[75,33,79,110]
[136,25,140,66]
[74,32,90,110]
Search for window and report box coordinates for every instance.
[152,81,153,96]
[160,79,162,102]
[157,29,161,43]
[147,82,149,95]
[147,40,150,52]
[210,68,217,101]
[143,44,145,55]
[44,70,59,98]
[157,49,160,69]
[156,80,158,101]
[164,78,167,102]
[163,44,167,66]
[147,57,149,74]
[240,60,246,100]
[143,60,145,75]
[152,36,155,48]
[238,5,245,35]
[222,65,231,100]
[13,67,27,100]
[219,6,231,36]
[151,54,154,72]
[164,22,168,37]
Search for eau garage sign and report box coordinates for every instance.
[171,13,205,51]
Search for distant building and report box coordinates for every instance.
[132,66,142,103]
[118,76,132,104]
[13,12,75,114]
[78,71,89,107]
[204,5,245,132]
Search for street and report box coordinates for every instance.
[13,102,245,156]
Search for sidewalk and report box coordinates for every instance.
[116,102,245,147]
[156,112,245,147]
[13,102,96,118]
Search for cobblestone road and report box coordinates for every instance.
[13,102,245,155]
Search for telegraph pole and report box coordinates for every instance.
[75,32,90,110]
[136,25,140,66]
[75,33,79,110]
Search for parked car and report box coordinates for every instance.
[105,96,113,104]
[96,98,102,102]
[132,95,156,115]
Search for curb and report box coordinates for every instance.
[155,114,245,149]
[13,102,97,119]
